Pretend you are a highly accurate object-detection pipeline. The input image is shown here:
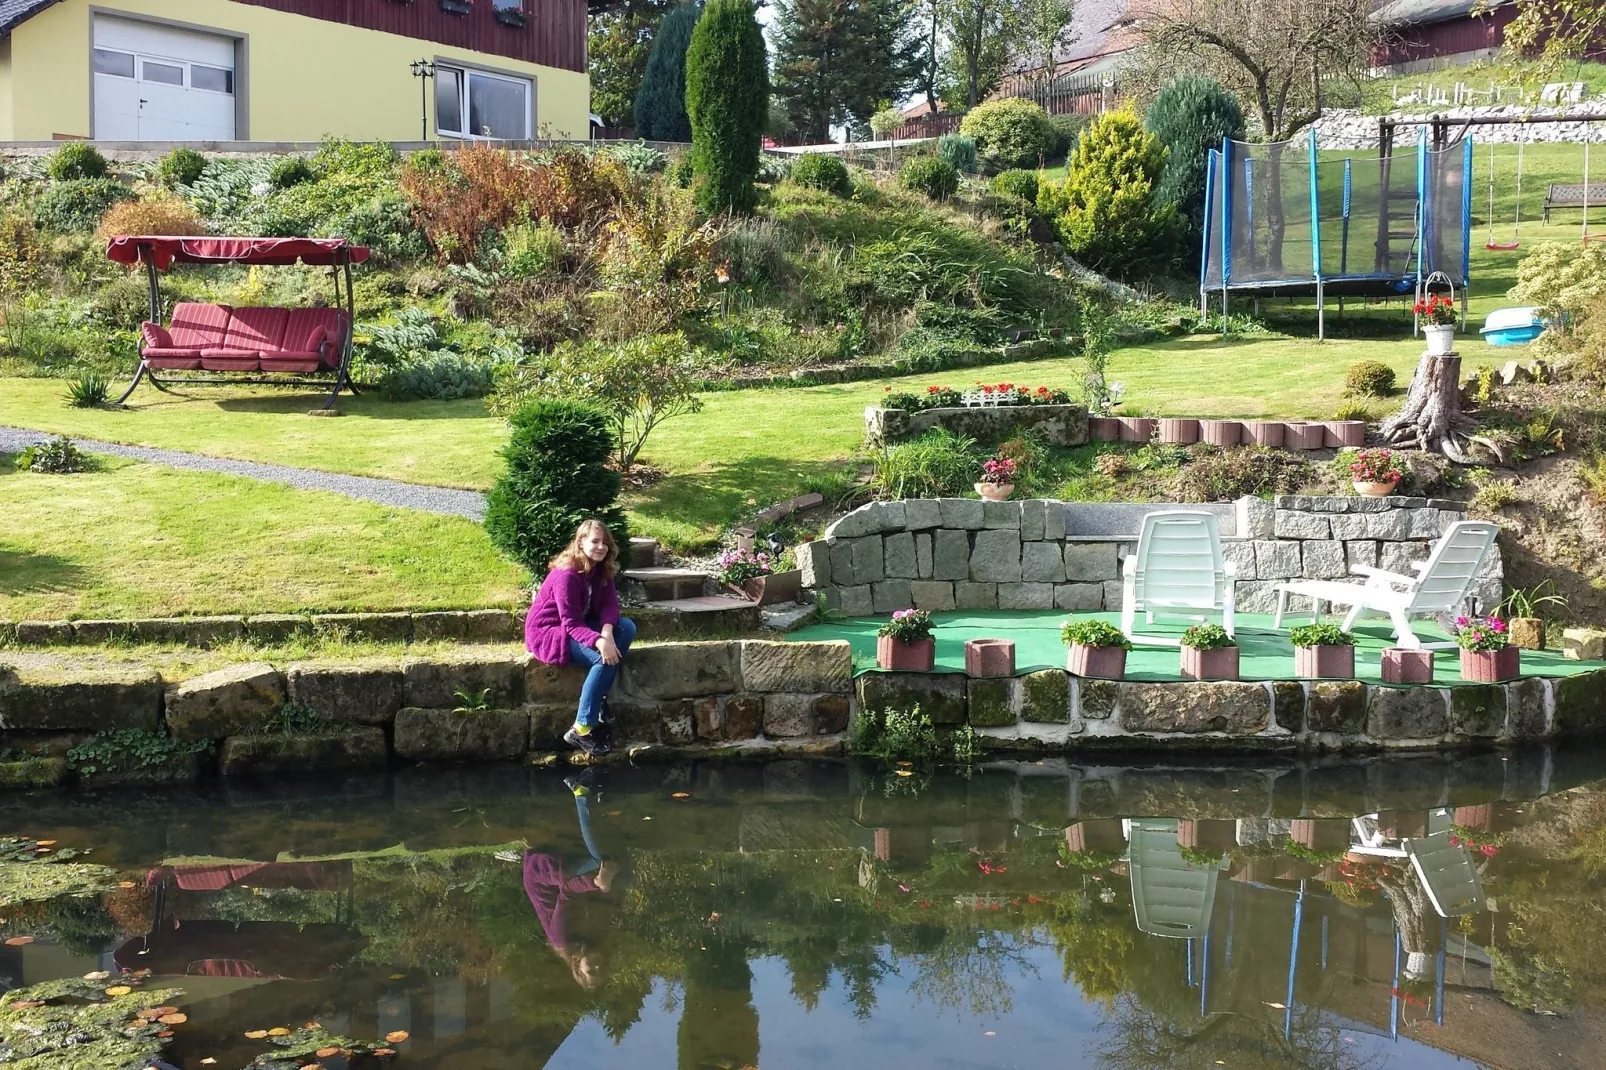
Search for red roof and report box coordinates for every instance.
[105,235,370,270]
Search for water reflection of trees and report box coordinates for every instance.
[1098,999,1384,1070]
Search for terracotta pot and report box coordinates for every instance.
[1242,420,1284,448]
[964,638,1015,677]
[1088,417,1121,442]
[1460,645,1519,682]
[1068,643,1127,680]
[1291,818,1352,852]
[1158,417,1199,444]
[1176,818,1235,852]
[1198,419,1241,446]
[1352,480,1399,497]
[1452,804,1493,831]
[975,482,1014,501]
[1293,643,1355,679]
[1119,416,1156,443]
[1381,647,1434,684]
[1424,323,1456,356]
[877,634,935,671]
[1181,644,1239,681]
[1508,617,1545,650]
[1324,420,1366,448]
[1283,422,1326,450]
[739,568,802,606]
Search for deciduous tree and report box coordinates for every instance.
[941,0,1018,110]
[1505,0,1606,78]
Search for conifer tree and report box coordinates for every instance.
[685,0,768,213]
[771,0,920,143]
[634,4,701,142]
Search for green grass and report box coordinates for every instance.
[0,454,525,620]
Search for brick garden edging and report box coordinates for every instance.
[863,406,1365,452]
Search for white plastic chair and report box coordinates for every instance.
[1272,520,1499,650]
[1126,819,1222,939]
[1120,510,1237,646]
[1405,831,1486,918]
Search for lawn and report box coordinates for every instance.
[0,454,525,620]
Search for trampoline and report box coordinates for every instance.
[1200,127,1473,337]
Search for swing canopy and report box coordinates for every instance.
[105,235,370,270]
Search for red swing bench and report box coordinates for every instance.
[107,235,370,409]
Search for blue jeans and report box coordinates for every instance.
[565,616,636,728]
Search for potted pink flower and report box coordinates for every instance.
[877,609,936,671]
[717,547,800,605]
[1456,613,1519,681]
[975,455,1017,501]
[1180,623,1239,681]
[1348,447,1403,497]
[1289,623,1356,679]
[1062,619,1131,679]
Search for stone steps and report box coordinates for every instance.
[633,595,761,638]
[620,567,710,602]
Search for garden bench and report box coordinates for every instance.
[1541,183,1603,223]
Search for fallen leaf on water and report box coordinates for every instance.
[5,936,34,946]
[34,848,51,855]
[133,968,152,977]
[373,1049,396,1057]
[643,816,653,821]
[895,770,913,777]
[606,810,622,816]
[34,840,56,847]
[157,1013,187,1025]
[304,1021,321,1029]
[985,1031,997,1036]
[267,1026,291,1036]
[317,1047,341,1058]
[104,986,132,997]
[385,1030,410,1043]
[117,881,136,889]
[389,973,406,980]
[244,1030,269,1039]
[1263,1001,1286,1010]
[671,792,690,799]
[201,1059,217,1065]
[136,1008,164,1020]
[83,971,109,981]
[156,1030,174,1038]
[9,1000,42,1010]
[896,760,913,766]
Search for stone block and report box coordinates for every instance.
[1044,501,1067,541]
[875,501,907,532]
[402,655,524,709]
[1563,627,1606,661]
[1221,541,1257,581]
[67,619,141,644]
[1233,581,1283,614]
[165,662,286,741]
[915,533,933,578]
[764,693,845,738]
[662,703,697,745]
[1237,496,1275,538]
[0,756,69,789]
[884,532,917,579]
[1054,583,1104,611]
[982,500,1022,529]
[1553,670,1606,735]
[524,660,588,703]
[872,579,914,612]
[243,614,314,644]
[13,620,73,645]
[285,662,406,725]
[1505,678,1549,740]
[909,581,956,611]
[857,672,968,725]
[1367,686,1447,739]
[848,537,885,584]
[839,585,874,615]
[938,498,984,529]
[997,582,1053,610]
[825,504,877,539]
[1450,685,1506,738]
[726,695,765,739]
[131,615,247,646]
[1301,541,1347,579]
[1020,500,1046,540]
[969,529,1022,582]
[1271,681,1305,733]
[1306,681,1366,734]
[1378,541,1431,576]
[0,667,162,731]
[315,612,413,642]
[904,499,942,530]
[394,707,529,761]
[1344,541,1378,573]
[1330,511,1411,541]
[1407,508,1448,538]
[1102,580,1123,611]
[411,609,522,643]
[619,641,738,699]
[1021,542,1066,583]
[1275,511,1331,539]
[933,529,971,581]
[1253,540,1302,580]
[797,540,832,588]
[1021,670,1069,722]
[1063,542,1118,581]
[740,640,853,693]
[1118,682,1270,734]
[829,540,856,585]
[954,582,997,609]
[527,703,574,749]
[219,727,387,776]
[968,678,1016,726]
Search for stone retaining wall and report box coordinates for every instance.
[796,495,1501,616]
[865,403,1089,446]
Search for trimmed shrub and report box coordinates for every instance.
[156,147,208,188]
[483,399,630,576]
[269,155,316,190]
[1144,77,1246,268]
[635,3,701,142]
[990,169,1039,204]
[96,194,207,241]
[899,156,959,201]
[33,179,136,234]
[790,152,851,196]
[937,134,979,175]
[1037,112,1177,280]
[958,98,1056,173]
[1344,359,1396,397]
[686,0,769,214]
[1048,113,1089,159]
[48,142,108,181]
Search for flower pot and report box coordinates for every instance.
[1065,819,1125,853]
[1423,323,1457,356]
[1294,643,1355,679]
[1323,420,1366,448]
[1290,818,1351,852]
[739,568,801,606]
[1452,804,1493,831]
[1088,417,1121,442]
[965,638,1015,677]
[1381,647,1434,684]
[438,0,471,12]
[1508,617,1545,650]
[1181,645,1239,681]
[1352,479,1399,497]
[1119,416,1156,443]
[494,8,527,25]
[1198,419,1241,446]
[877,634,935,671]
[1176,818,1235,852]
[1158,417,1199,444]
[1460,645,1519,682]
[1242,420,1284,448]
[1283,422,1326,450]
[1068,643,1127,680]
[975,482,1014,501]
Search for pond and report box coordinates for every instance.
[4,745,1606,1070]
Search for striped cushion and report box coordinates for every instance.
[166,303,232,349]
[218,307,289,354]
[282,307,345,360]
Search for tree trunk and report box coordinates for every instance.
[1377,352,1479,462]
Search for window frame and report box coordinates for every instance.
[433,62,532,141]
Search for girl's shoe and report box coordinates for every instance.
[564,725,604,757]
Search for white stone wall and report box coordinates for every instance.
[1313,105,1606,150]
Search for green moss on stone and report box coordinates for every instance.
[0,976,186,1070]
[1553,669,1606,735]
[967,678,1015,727]
[1450,684,1507,738]
[1078,678,1118,720]
[1021,670,1070,723]
[0,756,67,788]
[0,860,118,908]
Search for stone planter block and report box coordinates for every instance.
[742,569,803,605]
[1176,818,1235,852]
[1293,644,1354,680]
[1065,819,1125,853]
[1067,644,1126,680]
[877,635,935,671]
[1198,419,1241,447]
[1089,417,1121,441]
[1290,818,1350,852]
[1460,646,1519,682]
[1562,627,1606,661]
[1283,422,1325,450]
[1508,617,1545,651]
[1452,804,1493,831]
[1381,648,1434,684]
[964,638,1015,677]
[1119,416,1156,443]
[1158,418,1199,444]
[1242,421,1284,447]
[1181,645,1239,681]
[1323,420,1366,448]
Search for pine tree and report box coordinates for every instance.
[1144,77,1245,270]
[634,4,701,141]
[771,0,921,144]
[685,0,768,214]
[588,1,675,128]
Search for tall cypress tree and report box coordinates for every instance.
[1144,77,1246,269]
[772,0,920,143]
[685,0,768,214]
[634,4,701,142]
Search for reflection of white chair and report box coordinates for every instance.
[1120,511,1236,647]
[1127,819,1221,939]
[1405,831,1486,918]
[1272,520,1499,650]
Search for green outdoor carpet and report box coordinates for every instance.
[785,610,1602,686]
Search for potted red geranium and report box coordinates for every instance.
[1289,622,1356,679]
[1456,613,1519,681]
[1062,619,1131,679]
[877,609,936,671]
[1349,447,1403,497]
[975,455,1016,501]
[1413,293,1458,355]
[1180,623,1238,681]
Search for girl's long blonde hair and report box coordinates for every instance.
[548,518,620,579]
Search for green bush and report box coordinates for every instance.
[1061,619,1131,649]
[269,155,316,190]
[1509,241,1606,324]
[789,153,852,196]
[483,399,630,576]
[849,703,975,764]
[635,3,701,142]
[341,194,429,264]
[990,169,1039,204]
[686,0,769,214]
[1288,623,1354,647]
[65,372,110,408]
[15,435,90,474]
[899,156,959,201]
[958,98,1056,172]
[156,147,208,188]
[32,178,136,234]
[937,134,979,175]
[1038,111,1178,279]
[1144,77,1245,267]
[1047,113,1089,159]
[377,353,496,401]
[870,428,980,498]
[48,142,108,181]
[1343,359,1396,397]
[1172,444,1311,501]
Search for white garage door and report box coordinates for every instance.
[93,17,235,141]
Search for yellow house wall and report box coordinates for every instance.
[0,39,14,142]
[6,0,589,141]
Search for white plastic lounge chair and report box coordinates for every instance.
[1404,831,1485,918]
[1272,520,1499,650]
[1120,510,1237,646]
[1127,820,1222,939]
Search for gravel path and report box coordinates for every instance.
[0,426,487,520]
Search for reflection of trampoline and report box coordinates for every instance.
[1200,127,1473,337]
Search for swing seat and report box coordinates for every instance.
[1484,239,1520,250]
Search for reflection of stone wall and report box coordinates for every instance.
[865,403,1089,446]
[795,495,1502,615]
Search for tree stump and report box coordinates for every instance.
[1377,352,1481,462]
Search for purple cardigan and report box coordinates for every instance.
[525,565,621,665]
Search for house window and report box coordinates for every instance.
[492,0,524,12]
[435,65,531,140]
[192,65,234,94]
[141,60,185,86]
[93,48,134,78]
